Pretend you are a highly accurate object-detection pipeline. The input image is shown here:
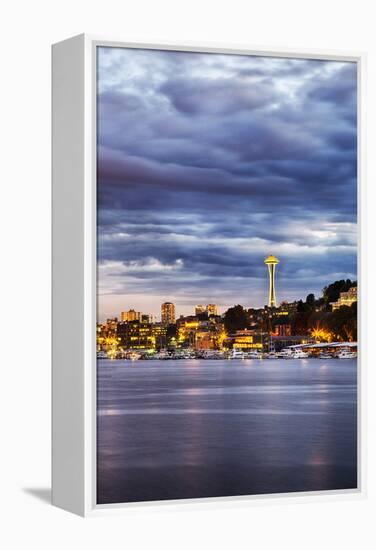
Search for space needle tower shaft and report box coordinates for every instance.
[264,255,279,308]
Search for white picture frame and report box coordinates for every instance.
[52,34,366,517]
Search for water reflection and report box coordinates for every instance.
[97,358,357,504]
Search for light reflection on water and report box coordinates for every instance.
[97,358,357,504]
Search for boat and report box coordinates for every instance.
[290,349,309,359]
[151,350,171,360]
[318,352,334,359]
[199,350,224,360]
[228,349,245,359]
[278,349,293,359]
[337,349,357,359]
[172,350,196,359]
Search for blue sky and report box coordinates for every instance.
[97,47,357,322]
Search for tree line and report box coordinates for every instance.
[224,279,357,342]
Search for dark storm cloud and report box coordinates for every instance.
[96,47,357,317]
[159,76,278,115]
[306,63,357,106]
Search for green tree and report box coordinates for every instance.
[288,279,357,341]
[291,311,310,335]
[224,305,249,334]
[296,299,305,313]
[306,293,315,310]
[326,306,356,341]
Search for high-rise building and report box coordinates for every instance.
[195,304,206,315]
[264,255,279,308]
[161,302,176,325]
[141,313,156,324]
[105,317,118,331]
[121,309,141,322]
[206,304,218,316]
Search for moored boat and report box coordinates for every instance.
[245,350,263,359]
[228,349,245,359]
[337,349,357,359]
[290,349,309,359]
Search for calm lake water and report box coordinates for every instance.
[97,358,357,504]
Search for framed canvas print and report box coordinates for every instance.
[52,35,365,516]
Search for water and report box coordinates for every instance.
[97,359,357,504]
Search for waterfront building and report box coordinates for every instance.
[117,321,153,350]
[330,286,357,310]
[96,324,106,352]
[270,334,315,352]
[151,323,168,349]
[177,316,200,347]
[161,302,176,324]
[264,255,279,308]
[117,321,168,350]
[225,329,268,351]
[97,318,118,344]
[195,330,218,350]
[97,318,120,354]
[177,315,225,350]
[121,309,141,322]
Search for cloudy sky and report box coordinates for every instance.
[97,46,357,322]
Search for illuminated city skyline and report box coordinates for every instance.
[97,48,357,323]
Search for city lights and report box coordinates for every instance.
[96,260,357,360]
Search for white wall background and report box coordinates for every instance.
[1,0,375,547]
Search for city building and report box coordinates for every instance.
[117,321,168,351]
[177,315,225,350]
[141,313,156,324]
[177,316,200,347]
[117,321,153,350]
[270,334,315,352]
[97,318,120,354]
[195,304,206,315]
[105,317,118,332]
[121,309,141,322]
[330,286,357,310]
[264,255,279,308]
[206,304,218,316]
[225,330,269,351]
[274,324,292,337]
[279,301,299,314]
[152,323,169,349]
[161,302,176,324]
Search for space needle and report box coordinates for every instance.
[264,255,279,308]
